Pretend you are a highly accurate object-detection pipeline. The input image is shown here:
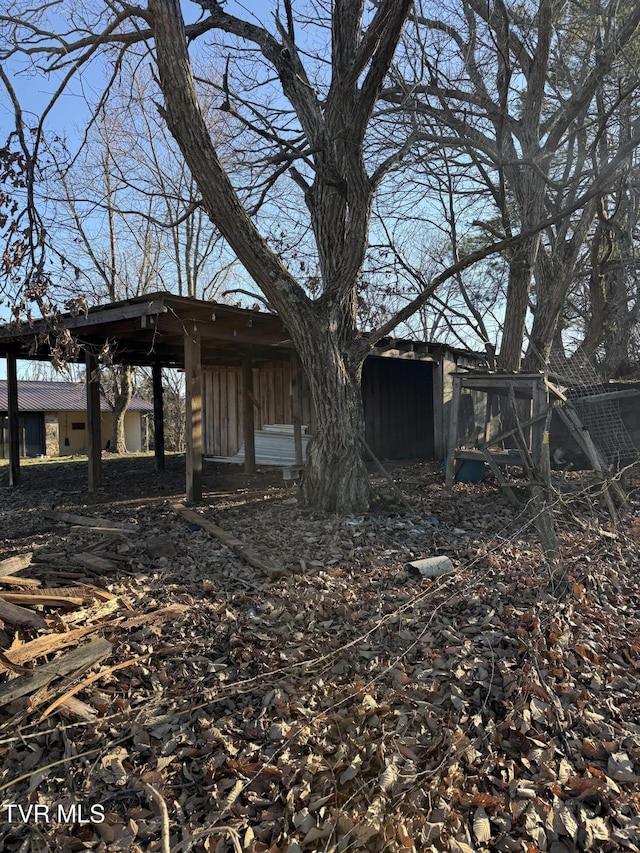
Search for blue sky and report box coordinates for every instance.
[1,0,503,380]
[0,2,287,379]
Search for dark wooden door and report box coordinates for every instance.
[362,359,434,459]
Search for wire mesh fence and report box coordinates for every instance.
[549,348,638,465]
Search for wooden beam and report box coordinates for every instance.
[152,361,165,472]
[432,358,444,461]
[242,356,256,474]
[556,405,627,515]
[7,353,20,487]
[481,448,523,509]
[290,351,303,467]
[531,379,547,465]
[445,375,462,487]
[577,388,640,404]
[85,349,102,492]
[0,299,167,341]
[171,503,284,578]
[184,326,203,502]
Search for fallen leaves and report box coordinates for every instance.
[0,458,639,852]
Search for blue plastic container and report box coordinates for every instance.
[454,459,485,483]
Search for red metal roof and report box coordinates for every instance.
[0,381,153,413]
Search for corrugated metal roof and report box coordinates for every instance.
[0,381,153,413]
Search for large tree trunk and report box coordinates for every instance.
[524,250,568,371]
[524,205,596,370]
[601,267,638,376]
[499,237,540,370]
[296,335,369,514]
[148,0,417,512]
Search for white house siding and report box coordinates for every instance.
[58,411,88,455]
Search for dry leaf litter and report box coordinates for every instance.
[0,456,638,853]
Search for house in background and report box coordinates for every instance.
[0,381,152,458]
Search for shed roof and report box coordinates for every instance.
[0,381,152,413]
[0,292,293,368]
[0,292,483,368]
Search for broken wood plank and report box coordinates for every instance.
[119,604,189,630]
[171,503,285,578]
[0,651,33,675]
[0,554,33,577]
[72,553,119,575]
[40,652,151,721]
[0,576,41,588]
[85,549,135,564]
[58,597,121,629]
[43,511,137,531]
[69,525,131,538]
[0,599,48,630]
[0,585,113,604]
[76,584,117,602]
[58,696,99,721]
[0,590,89,608]
[0,625,105,673]
[0,637,112,707]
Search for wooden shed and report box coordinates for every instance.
[203,339,484,463]
[0,292,484,497]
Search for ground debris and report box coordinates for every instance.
[0,456,638,852]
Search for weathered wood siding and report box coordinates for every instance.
[204,367,241,457]
[204,353,490,461]
[203,363,313,457]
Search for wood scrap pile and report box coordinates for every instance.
[0,461,638,853]
[0,524,128,724]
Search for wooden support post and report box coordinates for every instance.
[508,384,535,472]
[85,350,102,492]
[7,353,20,487]
[184,326,202,502]
[481,449,523,509]
[291,352,303,467]
[539,406,554,492]
[152,361,165,472]
[432,360,444,460]
[508,384,558,556]
[531,379,547,465]
[445,375,462,487]
[556,405,627,517]
[242,355,256,474]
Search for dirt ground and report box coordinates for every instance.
[0,455,639,853]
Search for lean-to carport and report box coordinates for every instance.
[0,293,296,501]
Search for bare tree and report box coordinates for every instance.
[390,0,640,369]
[53,115,162,452]
[4,1,635,509]
[1,0,417,511]
[49,80,233,450]
[577,82,640,375]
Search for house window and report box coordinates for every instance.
[71,422,86,430]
